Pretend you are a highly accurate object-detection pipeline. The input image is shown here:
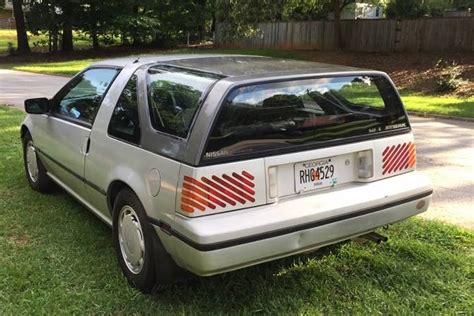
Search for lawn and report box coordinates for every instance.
[0,29,111,54]
[0,105,473,314]
[401,93,474,118]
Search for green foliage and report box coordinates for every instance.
[24,0,213,49]
[215,0,340,41]
[386,0,427,18]
[424,0,454,17]
[282,0,331,20]
[386,0,455,18]
[453,0,474,9]
[434,60,468,93]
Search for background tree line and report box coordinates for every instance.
[11,0,474,55]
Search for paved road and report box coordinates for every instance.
[0,69,69,109]
[0,70,473,229]
[412,116,474,230]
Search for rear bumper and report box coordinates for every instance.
[153,171,432,276]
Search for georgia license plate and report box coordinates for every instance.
[294,157,338,192]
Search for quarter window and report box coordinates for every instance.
[53,68,119,124]
[147,66,220,138]
[108,75,140,144]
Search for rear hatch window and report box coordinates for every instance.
[203,75,409,162]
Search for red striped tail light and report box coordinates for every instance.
[382,142,416,175]
[179,171,258,215]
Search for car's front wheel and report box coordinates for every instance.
[22,131,53,193]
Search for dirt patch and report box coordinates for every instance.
[8,234,30,247]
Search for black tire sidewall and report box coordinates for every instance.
[112,189,156,293]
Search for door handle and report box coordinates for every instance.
[80,137,91,155]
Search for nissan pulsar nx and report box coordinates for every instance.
[21,55,433,292]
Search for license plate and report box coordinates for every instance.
[295,157,338,192]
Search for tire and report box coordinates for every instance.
[112,189,192,292]
[22,131,53,193]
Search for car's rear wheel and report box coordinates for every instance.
[22,132,53,193]
[112,188,192,292]
[113,189,155,292]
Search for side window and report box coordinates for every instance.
[53,68,119,124]
[108,75,140,144]
[147,66,218,138]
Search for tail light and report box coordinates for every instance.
[382,142,416,175]
[179,171,256,214]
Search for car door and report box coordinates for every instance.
[36,67,120,198]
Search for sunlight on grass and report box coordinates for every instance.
[12,59,97,76]
[0,105,473,314]
[0,29,106,53]
[400,92,474,118]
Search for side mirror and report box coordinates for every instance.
[25,98,50,114]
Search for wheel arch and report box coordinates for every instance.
[107,180,136,216]
[20,124,30,139]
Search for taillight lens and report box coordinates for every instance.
[180,172,256,214]
[382,142,416,175]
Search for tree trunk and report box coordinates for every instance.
[332,0,343,50]
[12,0,30,54]
[131,5,141,46]
[48,31,52,52]
[92,30,99,50]
[52,28,58,52]
[60,2,74,51]
[62,21,73,51]
[90,2,99,49]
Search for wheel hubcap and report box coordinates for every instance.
[26,141,39,183]
[118,205,145,274]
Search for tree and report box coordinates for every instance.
[60,0,75,51]
[453,0,474,10]
[386,0,456,18]
[331,0,354,50]
[12,0,31,54]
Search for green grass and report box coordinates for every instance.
[0,29,113,54]
[0,105,473,314]
[5,59,98,76]
[400,92,474,118]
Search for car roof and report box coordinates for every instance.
[91,54,369,79]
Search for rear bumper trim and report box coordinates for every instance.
[149,190,432,252]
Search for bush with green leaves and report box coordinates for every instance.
[434,60,468,93]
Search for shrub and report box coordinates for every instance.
[434,60,468,93]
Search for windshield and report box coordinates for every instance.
[203,75,409,161]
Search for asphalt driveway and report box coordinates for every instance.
[0,70,472,229]
[0,69,69,109]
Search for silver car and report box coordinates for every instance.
[21,55,433,292]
